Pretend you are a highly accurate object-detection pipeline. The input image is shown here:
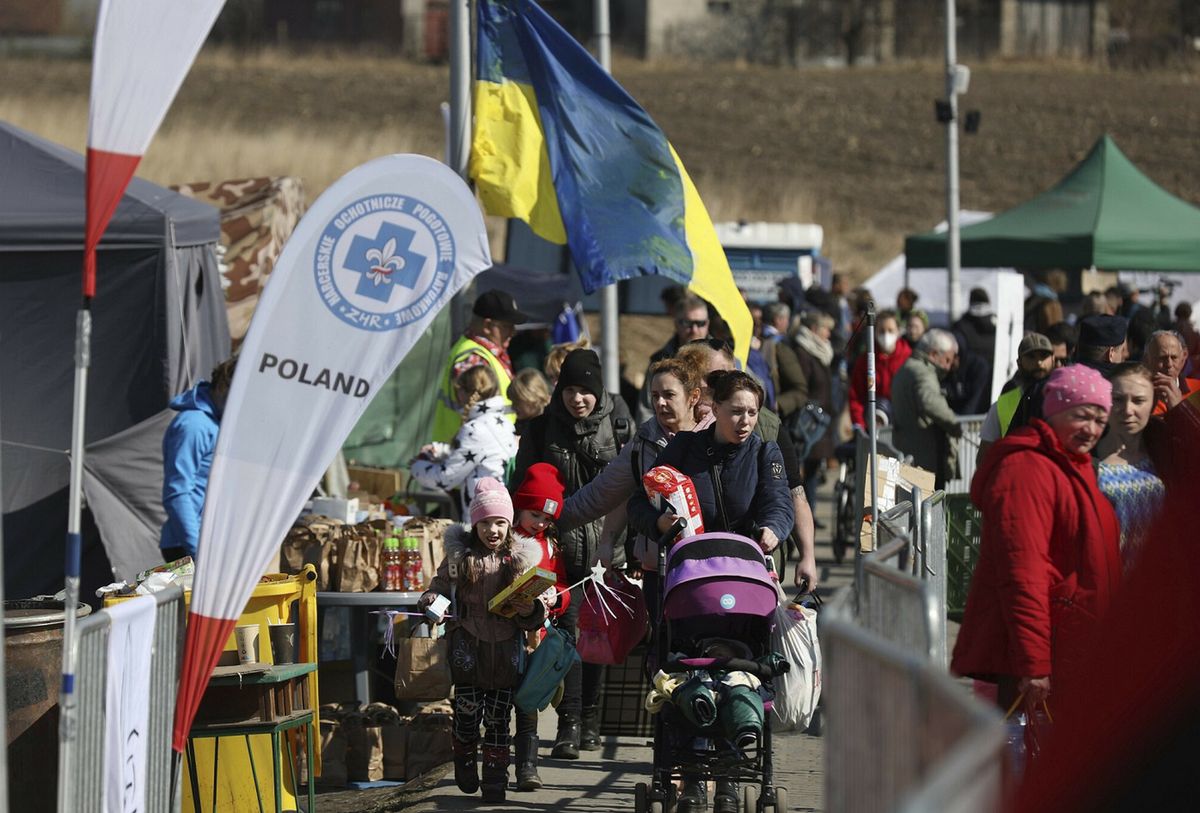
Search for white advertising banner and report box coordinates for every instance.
[104,596,155,813]
[990,271,1027,402]
[173,155,491,749]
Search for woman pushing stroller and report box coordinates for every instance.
[628,370,794,813]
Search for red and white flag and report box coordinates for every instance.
[85,0,226,296]
[172,155,492,750]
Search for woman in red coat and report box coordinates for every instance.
[848,309,911,428]
[951,365,1122,713]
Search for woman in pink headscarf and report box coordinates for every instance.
[952,365,1122,715]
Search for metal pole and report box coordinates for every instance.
[57,306,90,812]
[0,335,8,813]
[594,0,620,394]
[866,303,878,552]
[944,0,962,321]
[448,0,472,178]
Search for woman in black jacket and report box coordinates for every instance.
[510,349,633,760]
[626,370,792,813]
[628,370,793,556]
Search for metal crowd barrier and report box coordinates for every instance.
[822,586,1004,813]
[59,585,186,813]
[859,507,945,664]
[945,413,986,494]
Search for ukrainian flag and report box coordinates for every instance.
[470,0,752,364]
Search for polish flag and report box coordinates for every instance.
[85,0,226,296]
[171,155,493,751]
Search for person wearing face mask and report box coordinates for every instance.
[1097,364,1167,573]
[848,309,911,428]
[890,329,963,488]
[952,365,1121,717]
[509,348,633,760]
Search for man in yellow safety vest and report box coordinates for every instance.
[976,332,1056,465]
[431,289,529,443]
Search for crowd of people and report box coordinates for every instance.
[396,274,1199,803]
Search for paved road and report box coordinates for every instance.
[322,473,853,812]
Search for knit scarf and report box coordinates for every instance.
[795,326,834,367]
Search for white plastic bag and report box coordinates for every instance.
[770,595,822,730]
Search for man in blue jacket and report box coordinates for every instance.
[160,357,237,562]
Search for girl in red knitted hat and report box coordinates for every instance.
[509,462,571,791]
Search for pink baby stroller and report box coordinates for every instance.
[633,526,790,813]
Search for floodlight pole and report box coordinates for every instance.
[944,0,962,321]
[595,0,620,394]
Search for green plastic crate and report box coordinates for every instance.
[945,494,982,622]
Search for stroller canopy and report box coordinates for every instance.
[663,533,778,620]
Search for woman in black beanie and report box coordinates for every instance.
[510,348,634,762]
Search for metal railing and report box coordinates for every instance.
[822,586,1004,813]
[859,507,945,664]
[59,585,185,813]
[945,413,986,494]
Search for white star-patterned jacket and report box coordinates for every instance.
[411,396,518,515]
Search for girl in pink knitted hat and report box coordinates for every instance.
[420,478,548,803]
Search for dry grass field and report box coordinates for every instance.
[5,48,1200,282]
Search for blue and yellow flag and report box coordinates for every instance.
[470,0,751,364]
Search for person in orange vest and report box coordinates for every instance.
[432,289,529,443]
[1144,329,1200,416]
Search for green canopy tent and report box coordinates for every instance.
[905,135,1200,272]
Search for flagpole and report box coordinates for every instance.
[57,301,90,811]
[449,0,471,178]
[595,0,620,395]
[944,0,962,321]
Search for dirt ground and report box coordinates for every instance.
[5,52,1200,283]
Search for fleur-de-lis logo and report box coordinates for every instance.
[365,237,406,286]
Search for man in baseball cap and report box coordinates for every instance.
[432,288,531,442]
[977,332,1058,461]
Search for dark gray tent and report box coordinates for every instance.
[0,121,230,598]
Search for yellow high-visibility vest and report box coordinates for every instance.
[431,336,515,443]
[996,386,1024,437]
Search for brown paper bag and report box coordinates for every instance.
[280,515,345,586]
[404,712,454,778]
[316,717,348,786]
[394,629,452,701]
[336,525,382,592]
[381,718,409,781]
[342,709,384,782]
[404,517,453,590]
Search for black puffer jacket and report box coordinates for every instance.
[511,391,633,578]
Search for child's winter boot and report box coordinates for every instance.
[480,744,511,803]
[452,737,479,794]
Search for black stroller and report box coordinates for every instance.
[633,522,790,813]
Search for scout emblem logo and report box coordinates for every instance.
[315,194,456,331]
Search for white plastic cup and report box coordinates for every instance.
[235,624,261,664]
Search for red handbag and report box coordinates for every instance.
[576,571,648,665]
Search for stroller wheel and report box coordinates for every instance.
[773,787,788,812]
[743,783,759,813]
[650,802,665,813]
[635,782,649,813]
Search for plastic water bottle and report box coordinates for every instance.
[1006,713,1027,779]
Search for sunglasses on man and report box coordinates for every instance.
[676,318,709,329]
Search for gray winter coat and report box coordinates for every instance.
[559,416,672,570]
[890,351,963,485]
